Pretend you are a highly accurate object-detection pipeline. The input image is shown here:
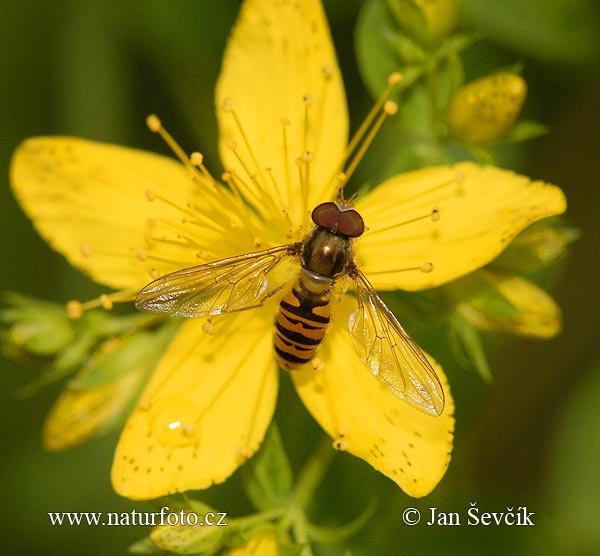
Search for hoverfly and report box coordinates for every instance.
[136,196,445,416]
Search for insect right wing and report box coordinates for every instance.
[349,269,445,416]
[135,244,299,317]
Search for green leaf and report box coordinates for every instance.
[464,0,600,68]
[128,535,163,555]
[448,313,492,382]
[502,119,549,143]
[70,327,172,389]
[242,423,293,512]
[355,0,407,98]
[541,360,600,554]
[492,219,580,272]
[307,497,379,544]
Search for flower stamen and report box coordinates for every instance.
[367,262,435,275]
[222,99,266,184]
[65,289,138,318]
[313,66,333,156]
[280,117,292,203]
[303,94,313,153]
[343,100,398,185]
[367,208,440,237]
[296,152,314,227]
[225,139,283,220]
[146,115,203,181]
[336,73,403,184]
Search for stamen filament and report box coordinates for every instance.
[344,101,397,183]
[146,115,203,180]
[303,95,312,153]
[367,208,440,236]
[223,102,266,185]
[66,289,138,318]
[280,118,292,204]
[150,192,198,221]
[367,262,434,275]
[313,66,333,156]
[342,73,402,169]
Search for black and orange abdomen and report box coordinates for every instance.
[274,284,331,369]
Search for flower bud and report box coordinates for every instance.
[388,0,465,47]
[43,329,172,450]
[493,220,579,272]
[1,294,75,358]
[449,270,561,339]
[447,73,527,145]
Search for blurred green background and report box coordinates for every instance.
[2,1,600,554]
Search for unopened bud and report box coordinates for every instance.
[447,73,527,145]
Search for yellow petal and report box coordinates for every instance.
[291,298,454,497]
[111,309,277,500]
[223,529,279,556]
[10,137,256,291]
[457,270,562,338]
[355,162,567,291]
[216,0,348,224]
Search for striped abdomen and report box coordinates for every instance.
[274,279,331,370]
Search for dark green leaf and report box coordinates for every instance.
[242,424,293,512]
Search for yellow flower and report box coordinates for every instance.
[447,73,527,145]
[10,0,566,501]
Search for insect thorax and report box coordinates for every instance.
[301,226,352,281]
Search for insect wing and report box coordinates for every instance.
[349,271,445,416]
[136,244,297,317]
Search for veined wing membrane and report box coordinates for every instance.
[136,244,298,317]
[349,270,445,416]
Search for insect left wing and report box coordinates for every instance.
[136,244,297,317]
[349,270,445,416]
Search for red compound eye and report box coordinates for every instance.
[311,202,340,229]
[311,202,365,238]
[337,209,364,237]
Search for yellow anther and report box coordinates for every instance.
[66,300,83,319]
[421,262,434,273]
[100,294,113,310]
[190,151,204,166]
[384,100,398,115]
[333,437,349,451]
[146,114,161,132]
[388,72,403,85]
[80,243,92,258]
[311,357,325,371]
[237,446,252,459]
[145,189,156,202]
[301,151,314,162]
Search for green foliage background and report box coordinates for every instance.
[1,1,600,554]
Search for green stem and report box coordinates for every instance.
[293,434,336,510]
[287,434,336,555]
[424,60,440,139]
